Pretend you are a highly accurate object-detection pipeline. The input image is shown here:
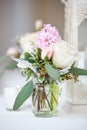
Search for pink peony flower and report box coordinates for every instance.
[36,24,61,59]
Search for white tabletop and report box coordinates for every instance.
[0,95,87,130]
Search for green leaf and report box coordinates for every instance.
[69,67,87,75]
[4,62,17,70]
[45,63,60,80]
[24,52,30,60]
[13,80,33,110]
[24,52,35,63]
[37,48,41,61]
[26,70,33,81]
[44,55,49,61]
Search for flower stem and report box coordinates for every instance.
[51,92,58,105]
[43,87,53,111]
[38,87,40,110]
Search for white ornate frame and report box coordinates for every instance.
[61,0,87,104]
[61,0,87,50]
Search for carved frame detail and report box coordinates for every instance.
[61,0,87,104]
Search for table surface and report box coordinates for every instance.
[0,95,87,130]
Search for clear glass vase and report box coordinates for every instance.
[32,83,59,117]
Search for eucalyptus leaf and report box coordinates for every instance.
[45,63,60,80]
[13,80,33,110]
[5,62,17,70]
[69,67,87,75]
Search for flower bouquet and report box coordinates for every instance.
[13,24,87,117]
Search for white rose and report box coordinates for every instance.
[19,33,37,53]
[52,40,77,69]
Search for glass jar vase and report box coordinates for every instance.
[32,83,59,117]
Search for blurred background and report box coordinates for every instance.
[0,0,64,57]
[0,0,87,56]
[0,0,64,93]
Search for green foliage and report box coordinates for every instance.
[37,48,41,61]
[4,62,17,70]
[26,69,33,81]
[45,63,60,80]
[13,80,33,110]
[69,67,87,75]
[24,52,35,63]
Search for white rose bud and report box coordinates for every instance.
[52,40,77,69]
